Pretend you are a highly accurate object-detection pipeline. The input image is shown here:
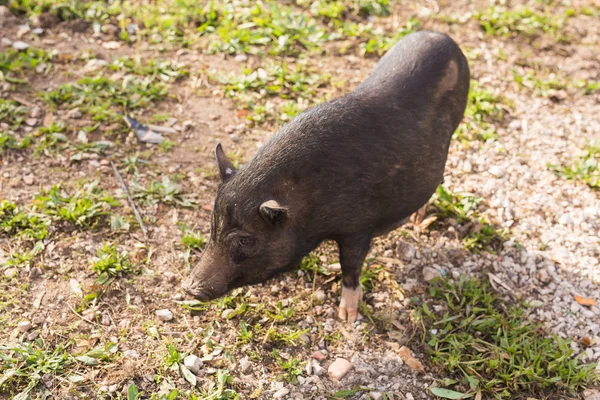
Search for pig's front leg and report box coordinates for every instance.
[337,234,371,323]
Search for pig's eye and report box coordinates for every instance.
[238,236,255,248]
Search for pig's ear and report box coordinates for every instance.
[260,200,288,224]
[215,143,236,182]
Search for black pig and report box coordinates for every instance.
[182,31,470,322]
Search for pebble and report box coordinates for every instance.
[12,40,30,50]
[405,394,414,400]
[489,166,505,178]
[22,174,34,185]
[32,316,45,325]
[25,118,37,126]
[183,354,203,373]
[313,290,326,302]
[101,314,111,326]
[328,358,352,381]
[18,321,32,332]
[312,362,325,376]
[4,268,18,279]
[239,356,251,373]
[558,213,574,225]
[273,388,289,399]
[123,350,140,359]
[422,266,441,282]
[155,309,174,321]
[27,331,39,340]
[370,392,382,400]
[235,54,248,62]
[584,389,600,400]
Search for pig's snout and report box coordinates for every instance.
[182,250,231,301]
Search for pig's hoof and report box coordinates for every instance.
[338,286,362,323]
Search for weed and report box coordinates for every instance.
[198,369,239,399]
[418,277,598,398]
[0,48,53,83]
[0,339,74,398]
[476,6,567,40]
[0,131,32,152]
[130,176,196,208]
[301,0,391,20]
[357,18,420,57]
[272,350,304,383]
[159,139,176,152]
[180,225,207,251]
[300,253,333,276]
[428,186,507,252]
[550,146,599,190]
[91,243,135,284]
[456,81,509,142]
[2,241,45,269]
[33,181,119,229]
[0,99,29,128]
[0,200,49,240]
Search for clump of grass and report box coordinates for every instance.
[550,146,599,190]
[357,17,420,57]
[0,131,32,152]
[0,339,74,398]
[428,186,507,253]
[272,350,304,384]
[44,75,168,122]
[0,200,49,240]
[299,0,391,20]
[476,6,567,40]
[0,48,52,83]
[130,176,196,208]
[33,181,119,229]
[181,228,207,251]
[91,243,135,284]
[419,277,598,399]
[456,81,509,142]
[0,99,29,128]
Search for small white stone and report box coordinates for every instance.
[405,394,415,400]
[12,40,30,50]
[328,358,352,381]
[239,356,251,373]
[18,321,32,332]
[4,268,18,279]
[489,166,504,178]
[155,309,173,321]
[422,266,441,282]
[559,213,574,225]
[124,350,139,359]
[313,290,326,302]
[273,388,289,399]
[312,361,325,376]
[370,392,382,400]
[183,354,202,373]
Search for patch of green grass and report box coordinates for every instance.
[130,176,196,208]
[0,131,32,152]
[300,253,333,276]
[513,69,599,97]
[356,17,420,57]
[428,186,507,253]
[180,226,207,251]
[91,243,135,284]
[0,99,29,128]
[43,74,170,129]
[1,241,44,269]
[109,57,189,82]
[419,277,598,399]
[197,369,240,399]
[0,48,53,83]
[298,0,391,20]
[476,6,568,40]
[0,200,49,240]
[550,145,599,190]
[33,181,120,229]
[456,81,509,142]
[272,350,303,384]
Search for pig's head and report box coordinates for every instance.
[182,144,297,301]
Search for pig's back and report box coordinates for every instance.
[243,31,469,238]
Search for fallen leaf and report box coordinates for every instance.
[398,346,426,373]
[430,388,473,399]
[419,215,438,229]
[574,295,596,307]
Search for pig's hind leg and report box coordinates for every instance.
[336,234,371,323]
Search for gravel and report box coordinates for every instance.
[155,309,174,322]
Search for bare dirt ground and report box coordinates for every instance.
[1,1,600,399]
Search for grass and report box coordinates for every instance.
[219,60,330,126]
[0,338,116,399]
[0,48,53,84]
[419,277,598,399]
[513,69,600,97]
[91,243,135,284]
[130,176,196,208]
[33,181,120,229]
[428,186,507,253]
[550,146,599,190]
[0,200,49,241]
[456,81,509,142]
[0,131,32,152]
[0,99,29,128]
[476,6,568,40]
